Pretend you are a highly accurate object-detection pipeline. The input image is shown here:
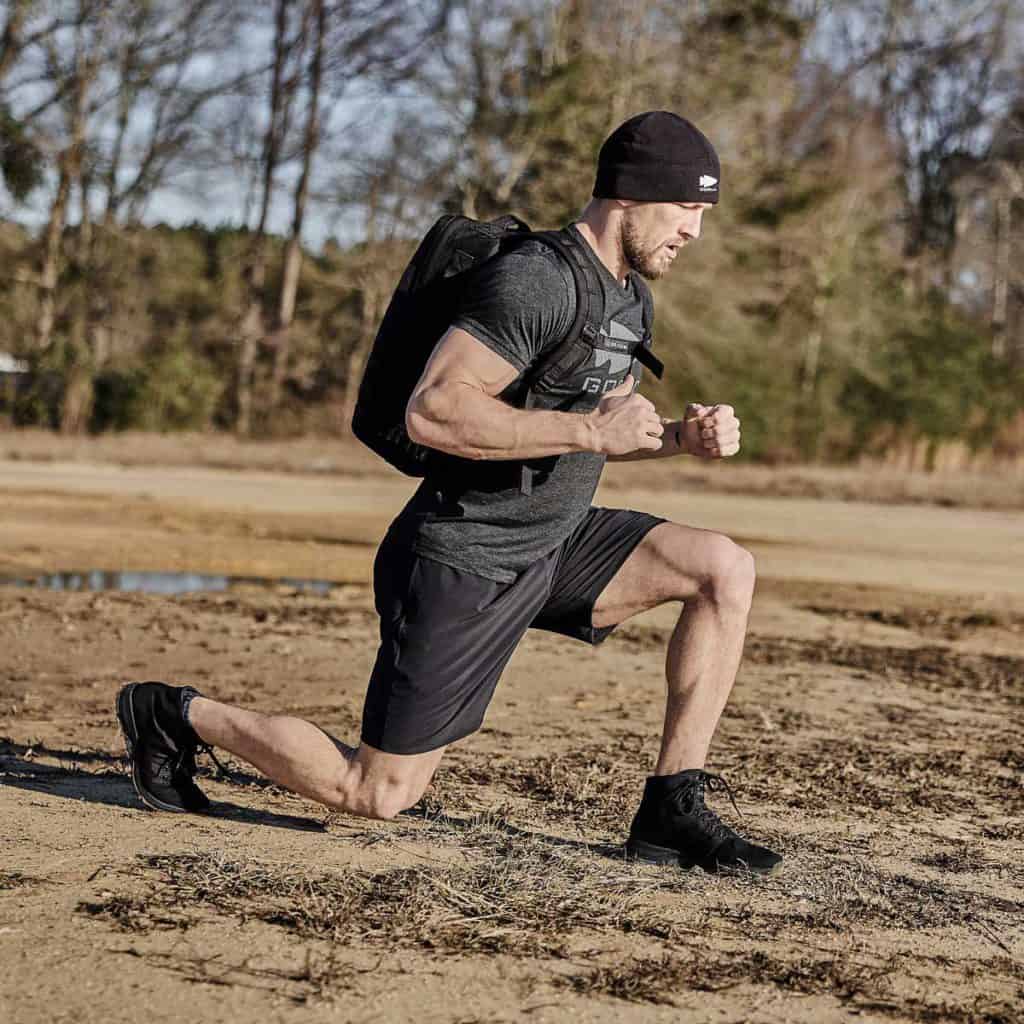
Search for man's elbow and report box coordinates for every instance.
[406,384,490,459]
[405,392,429,446]
[406,385,453,450]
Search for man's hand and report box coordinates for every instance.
[683,403,741,458]
[585,374,664,456]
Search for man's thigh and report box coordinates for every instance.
[530,506,665,645]
[591,519,745,629]
[362,534,554,755]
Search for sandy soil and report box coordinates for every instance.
[1,454,1022,1023]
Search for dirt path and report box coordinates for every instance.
[2,460,1022,1023]
[3,458,1023,594]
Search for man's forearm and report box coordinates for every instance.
[607,419,688,461]
[407,381,597,460]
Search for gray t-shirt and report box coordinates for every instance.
[394,224,648,582]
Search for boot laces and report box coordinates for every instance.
[671,770,742,842]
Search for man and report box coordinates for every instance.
[117,111,782,874]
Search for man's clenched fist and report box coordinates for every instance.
[586,374,664,455]
[684,403,741,458]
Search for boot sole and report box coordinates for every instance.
[625,838,782,876]
[625,838,697,868]
[116,683,194,814]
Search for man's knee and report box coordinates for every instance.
[365,779,426,820]
[699,533,755,608]
[331,771,430,821]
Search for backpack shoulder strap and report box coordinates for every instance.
[515,229,663,384]
[630,274,664,380]
[501,227,665,493]
[517,227,605,393]
[502,227,604,495]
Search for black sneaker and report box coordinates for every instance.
[626,769,782,874]
[116,681,210,813]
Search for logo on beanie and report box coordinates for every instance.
[698,175,718,192]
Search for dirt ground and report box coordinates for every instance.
[1,447,1022,1023]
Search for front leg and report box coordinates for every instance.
[591,521,755,771]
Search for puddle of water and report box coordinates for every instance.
[0,570,340,597]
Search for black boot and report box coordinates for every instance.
[626,769,782,874]
[116,681,210,813]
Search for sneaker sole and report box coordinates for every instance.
[625,838,782,876]
[116,682,195,815]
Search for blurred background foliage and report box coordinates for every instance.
[0,0,1022,468]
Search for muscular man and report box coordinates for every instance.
[117,111,782,874]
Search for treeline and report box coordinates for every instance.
[0,0,1022,465]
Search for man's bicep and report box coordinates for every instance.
[411,327,522,401]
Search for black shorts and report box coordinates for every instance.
[361,506,665,755]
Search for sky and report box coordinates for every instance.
[0,2,435,252]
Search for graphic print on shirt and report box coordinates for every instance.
[577,319,639,395]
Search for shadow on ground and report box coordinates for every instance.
[0,738,324,832]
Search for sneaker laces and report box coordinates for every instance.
[199,743,233,780]
[151,739,231,785]
[148,742,199,787]
[670,770,743,844]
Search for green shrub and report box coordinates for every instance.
[96,337,224,432]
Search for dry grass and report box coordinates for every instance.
[555,949,905,1005]
[76,893,190,933]
[74,824,1024,1018]
[0,870,39,890]
[114,946,371,1005]
[432,738,649,835]
[915,843,996,875]
[125,826,694,957]
[559,952,1023,1020]
[744,634,1024,705]
[74,791,1023,956]
[729,733,1023,816]
[555,954,689,1004]
[615,623,1024,704]
[799,604,1023,641]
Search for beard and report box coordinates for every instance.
[621,212,670,281]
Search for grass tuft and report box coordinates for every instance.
[0,870,40,891]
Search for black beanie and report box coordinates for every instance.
[593,110,720,204]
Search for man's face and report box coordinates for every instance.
[620,201,711,280]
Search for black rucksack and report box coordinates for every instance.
[351,213,663,484]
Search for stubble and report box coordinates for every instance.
[620,211,670,281]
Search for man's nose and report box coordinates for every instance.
[681,214,702,241]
